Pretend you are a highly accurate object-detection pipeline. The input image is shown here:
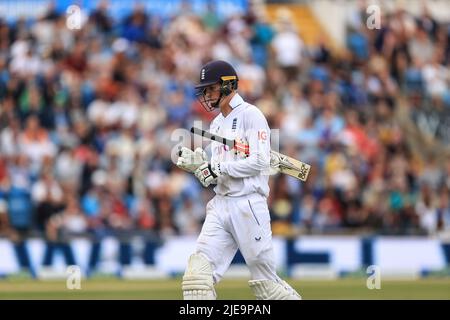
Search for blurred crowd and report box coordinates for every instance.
[0,1,449,243]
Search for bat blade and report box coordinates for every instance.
[271,151,311,182]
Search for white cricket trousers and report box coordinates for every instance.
[195,193,281,284]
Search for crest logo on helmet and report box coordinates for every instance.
[201,69,205,80]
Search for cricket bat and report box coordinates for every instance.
[190,127,311,182]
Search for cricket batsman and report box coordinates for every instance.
[176,60,302,300]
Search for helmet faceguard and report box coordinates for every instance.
[195,60,239,112]
[195,77,238,112]
[195,82,222,112]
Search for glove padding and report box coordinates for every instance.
[177,147,207,173]
[194,162,221,187]
[269,152,281,175]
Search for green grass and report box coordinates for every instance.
[0,278,449,300]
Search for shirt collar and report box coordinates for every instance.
[229,93,244,109]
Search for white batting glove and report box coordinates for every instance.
[194,161,221,187]
[177,147,207,173]
[269,151,281,175]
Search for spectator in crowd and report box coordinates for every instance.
[271,11,305,81]
[46,193,88,241]
[1,154,34,238]
[0,199,10,236]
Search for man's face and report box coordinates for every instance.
[196,82,227,112]
[204,83,221,101]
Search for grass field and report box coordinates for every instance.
[0,278,449,299]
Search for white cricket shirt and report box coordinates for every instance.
[209,93,271,198]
